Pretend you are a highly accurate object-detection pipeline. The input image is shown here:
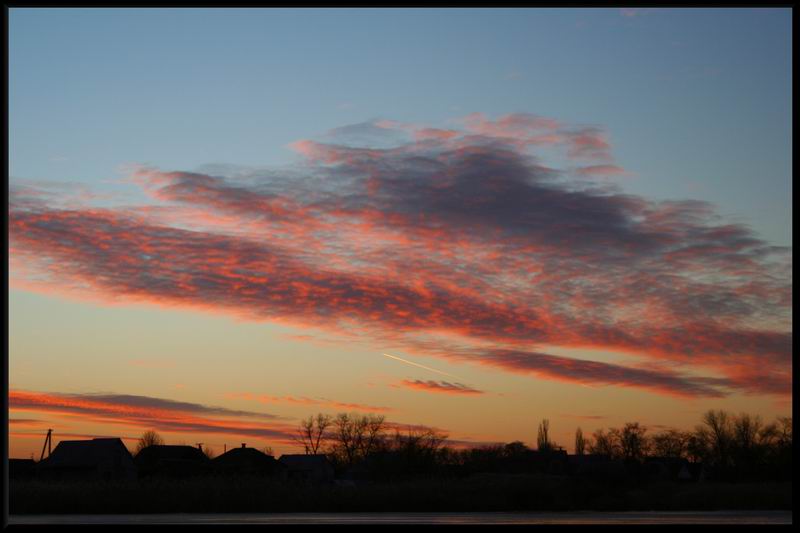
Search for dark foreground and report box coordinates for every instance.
[9,476,792,515]
[8,511,793,525]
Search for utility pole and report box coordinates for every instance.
[39,429,52,462]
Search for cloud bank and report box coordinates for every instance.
[9,113,791,399]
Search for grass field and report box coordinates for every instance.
[9,475,792,514]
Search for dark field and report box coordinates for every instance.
[9,475,792,514]
[9,511,794,525]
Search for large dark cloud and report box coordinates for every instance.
[9,113,791,399]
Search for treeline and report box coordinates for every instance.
[578,412,792,482]
[295,410,792,483]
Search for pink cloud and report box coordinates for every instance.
[10,390,298,443]
[10,113,791,400]
[564,127,613,160]
[575,164,630,177]
[395,380,484,396]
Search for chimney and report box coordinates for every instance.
[241,443,246,448]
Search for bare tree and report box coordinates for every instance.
[776,417,792,448]
[134,430,164,456]
[685,432,707,463]
[588,429,617,457]
[295,413,332,454]
[360,414,387,457]
[731,413,782,474]
[262,446,275,456]
[537,419,552,452]
[397,427,447,453]
[733,413,762,452]
[618,422,649,462]
[328,412,387,467]
[700,409,734,468]
[651,429,688,458]
[330,413,359,466]
[574,427,586,455]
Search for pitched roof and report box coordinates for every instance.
[213,447,284,469]
[135,445,208,464]
[39,438,133,469]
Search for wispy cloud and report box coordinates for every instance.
[559,413,609,421]
[10,113,791,399]
[9,390,298,443]
[395,380,484,396]
[575,164,630,178]
[9,418,48,426]
[226,392,394,413]
[10,431,142,443]
[395,341,740,399]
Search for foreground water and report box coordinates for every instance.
[10,511,792,525]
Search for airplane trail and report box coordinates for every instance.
[382,353,464,380]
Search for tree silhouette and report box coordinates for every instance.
[134,430,164,456]
[618,422,649,462]
[503,440,530,458]
[574,427,586,455]
[651,429,687,458]
[295,413,332,455]
[328,412,386,467]
[697,409,734,470]
[287,410,794,482]
[588,429,617,457]
[537,419,552,452]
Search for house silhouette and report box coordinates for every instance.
[37,438,136,481]
[213,444,287,479]
[9,458,36,480]
[135,445,210,478]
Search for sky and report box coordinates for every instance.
[8,8,792,459]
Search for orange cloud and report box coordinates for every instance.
[226,392,394,413]
[396,380,484,396]
[9,390,298,443]
[9,113,791,399]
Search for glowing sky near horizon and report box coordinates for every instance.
[8,7,791,459]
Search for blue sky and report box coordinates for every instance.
[8,8,792,458]
[10,8,791,244]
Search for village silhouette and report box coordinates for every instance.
[8,410,792,513]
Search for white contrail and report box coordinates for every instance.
[382,353,463,381]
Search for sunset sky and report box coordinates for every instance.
[8,8,792,459]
